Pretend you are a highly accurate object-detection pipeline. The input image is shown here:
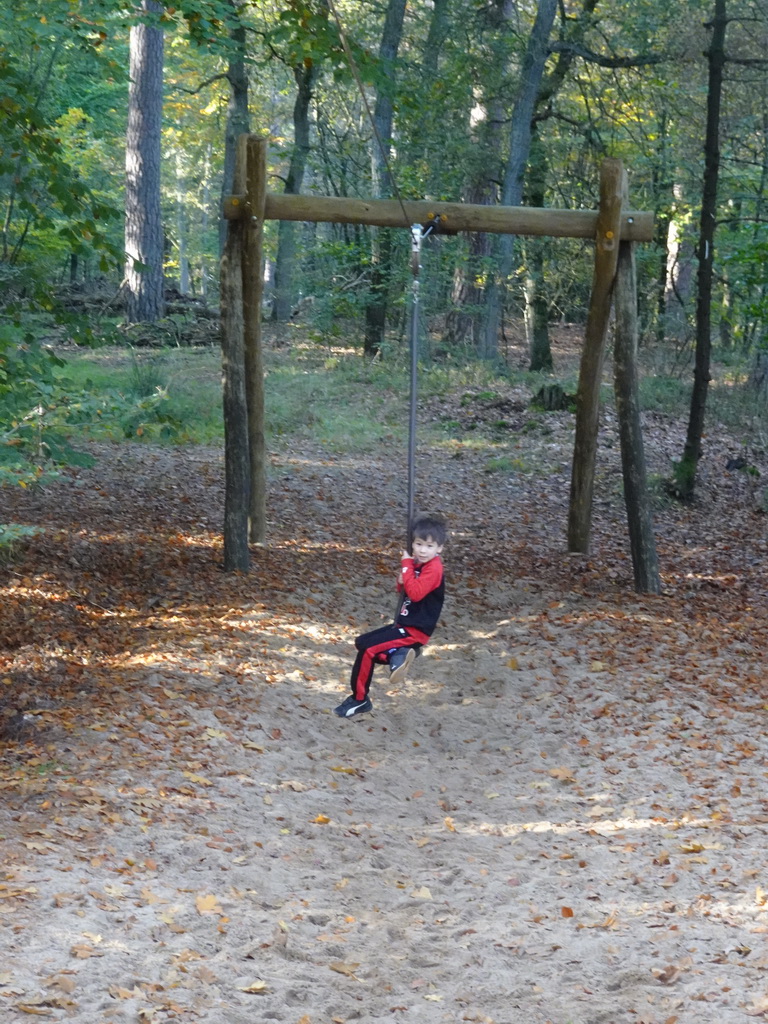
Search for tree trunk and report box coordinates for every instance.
[124,0,165,323]
[664,181,696,338]
[273,60,321,323]
[650,107,672,347]
[364,0,407,356]
[674,0,726,501]
[445,2,510,350]
[423,0,449,80]
[524,125,552,371]
[219,1,249,257]
[523,0,601,368]
[613,238,661,594]
[201,142,212,302]
[481,0,559,359]
[175,151,190,295]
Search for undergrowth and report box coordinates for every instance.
[6,334,768,476]
[51,339,768,446]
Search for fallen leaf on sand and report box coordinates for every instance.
[239,980,268,994]
[329,962,360,979]
[195,894,223,915]
[182,772,213,787]
[653,964,683,984]
[70,944,104,959]
[282,779,310,791]
[109,985,142,999]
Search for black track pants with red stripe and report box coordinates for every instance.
[350,624,421,701]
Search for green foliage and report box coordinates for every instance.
[670,454,697,503]
[53,348,222,444]
[0,44,122,288]
[0,323,71,485]
[0,522,42,565]
[265,354,403,452]
[638,374,690,413]
[719,223,768,340]
[484,454,529,474]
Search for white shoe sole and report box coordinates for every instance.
[389,647,416,685]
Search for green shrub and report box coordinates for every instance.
[0,522,42,564]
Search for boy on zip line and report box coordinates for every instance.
[334,513,446,718]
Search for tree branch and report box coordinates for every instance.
[726,56,768,66]
[548,40,667,68]
[176,72,229,94]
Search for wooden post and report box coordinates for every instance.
[219,134,250,572]
[243,136,267,544]
[568,159,625,554]
[614,236,661,594]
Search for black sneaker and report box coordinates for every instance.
[334,695,373,718]
[388,647,416,685]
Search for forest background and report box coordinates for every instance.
[5,5,768,1021]
[1,0,768,514]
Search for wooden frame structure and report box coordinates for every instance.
[221,134,660,593]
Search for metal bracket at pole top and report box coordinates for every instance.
[410,223,423,279]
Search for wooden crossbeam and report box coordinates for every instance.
[223,191,654,242]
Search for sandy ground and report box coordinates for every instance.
[2,400,768,1024]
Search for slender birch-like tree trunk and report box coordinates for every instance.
[125,0,165,323]
[674,0,726,500]
[445,0,510,350]
[273,60,321,322]
[481,0,558,359]
[364,0,407,356]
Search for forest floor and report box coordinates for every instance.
[2,352,768,1024]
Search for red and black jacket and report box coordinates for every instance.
[396,555,445,639]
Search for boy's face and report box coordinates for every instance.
[411,534,444,564]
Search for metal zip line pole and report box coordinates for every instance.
[407,223,424,545]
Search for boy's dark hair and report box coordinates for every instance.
[411,512,447,547]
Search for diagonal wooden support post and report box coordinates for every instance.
[567,158,624,554]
